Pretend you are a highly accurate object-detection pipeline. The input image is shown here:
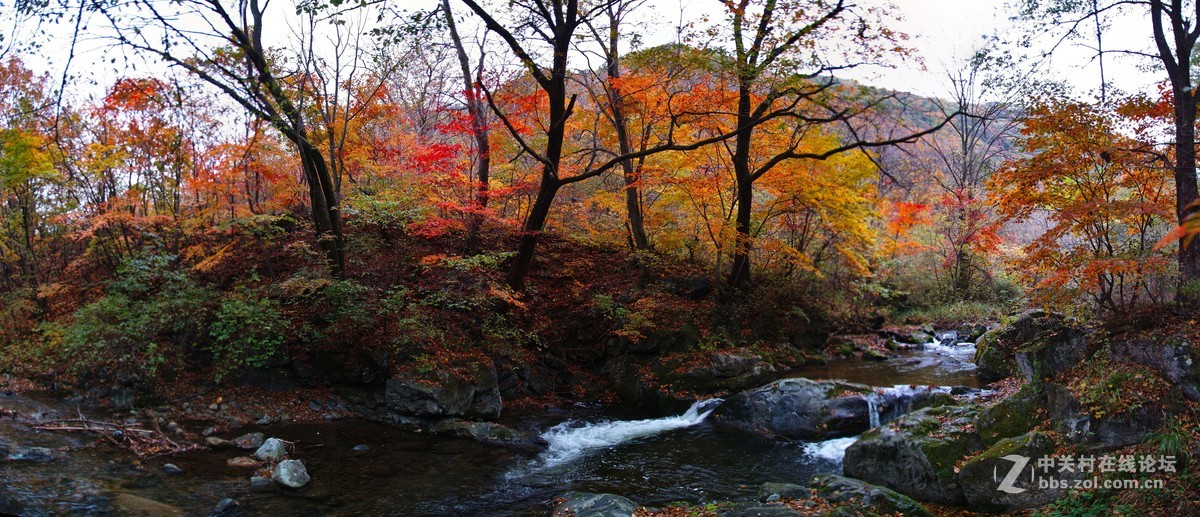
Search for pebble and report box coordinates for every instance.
[255,416,272,426]
[162,463,183,475]
[201,427,216,436]
[351,444,370,453]
[232,432,265,450]
[249,476,271,491]
[226,456,261,468]
[209,404,219,411]
[206,437,234,449]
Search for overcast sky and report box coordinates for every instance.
[28,0,1164,102]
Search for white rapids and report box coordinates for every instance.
[535,398,724,468]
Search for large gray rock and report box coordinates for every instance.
[958,431,1066,513]
[1044,382,1162,451]
[975,311,1087,384]
[715,378,947,440]
[810,474,933,517]
[843,405,984,506]
[1109,335,1200,402]
[386,361,502,419]
[551,492,636,517]
[272,459,310,489]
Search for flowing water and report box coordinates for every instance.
[0,337,981,516]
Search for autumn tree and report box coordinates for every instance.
[709,0,954,291]
[925,59,1019,296]
[42,0,365,274]
[457,0,752,290]
[992,97,1174,311]
[441,0,492,254]
[1015,0,1200,304]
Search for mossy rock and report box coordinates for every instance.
[862,349,888,361]
[843,405,984,506]
[958,431,1065,513]
[975,383,1045,446]
[810,474,932,517]
[975,332,1016,383]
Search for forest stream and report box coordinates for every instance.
[0,333,984,516]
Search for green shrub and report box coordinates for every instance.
[63,253,212,380]
[209,291,287,381]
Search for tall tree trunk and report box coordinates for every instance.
[298,139,345,275]
[1174,88,1200,302]
[604,16,649,251]
[444,0,490,255]
[727,87,755,290]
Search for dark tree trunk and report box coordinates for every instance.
[1173,87,1200,301]
[506,177,561,290]
[727,85,755,290]
[298,139,345,275]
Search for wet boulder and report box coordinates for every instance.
[551,492,637,517]
[385,361,501,419]
[975,383,1046,446]
[843,405,984,506]
[714,378,946,440]
[958,431,1065,513]
[809,474,932,517]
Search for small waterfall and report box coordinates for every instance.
[865,392,881,429]
[535,398,723,467]
[804,436,857,464]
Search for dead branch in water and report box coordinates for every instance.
[35,418,201,458]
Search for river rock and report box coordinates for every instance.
[162,463,183,475]
[843,405,984,506]
[206,498,246,517]
[254,438,288,462]
[958,431,1065,512]
[248,476,272,491]
[430,419,530,447]
[1108,334,1200,402]
[975,383,1045,446]
[226,456,261,468]
[232,432,265,450]
[272,459,310,489]
[714,378,947,440]
[5,446,53,462]
[551,492,637,517]
[206,436,234,449]
[757,482,810,502]
[1044,382,1162,451]
[809,474,932,517]
[386,361,501,419]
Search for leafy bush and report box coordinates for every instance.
[63,253,212,380]
[209,290,287,381]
